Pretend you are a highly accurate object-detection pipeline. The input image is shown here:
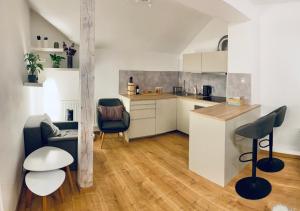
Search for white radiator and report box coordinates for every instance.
[61,100,80,121]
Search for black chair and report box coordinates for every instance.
[97,98,130,148]
[257,106,287,172]
[235,113,276,200]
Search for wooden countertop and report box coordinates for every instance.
[120,93,220,106]
[120,93,177,101]
[192,103,260,121]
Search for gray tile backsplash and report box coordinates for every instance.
[119,71,252,102]
[178,72,227,97]
[119,70,227,97]
[119,70,179,93]
[226,73,251,102]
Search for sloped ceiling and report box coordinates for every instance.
[29,0,213,54]
[251,0,300,4]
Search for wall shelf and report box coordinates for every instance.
[45,68,79,71]
[23,82,43,87]
[31,47,64,53]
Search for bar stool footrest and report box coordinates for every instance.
[239,152,253,162]
[235,177,272,200]
[259,139,270,148]
[257,157,284,172]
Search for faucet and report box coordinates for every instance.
[193,85,198,95]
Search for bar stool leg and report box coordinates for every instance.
[235,139,272,200]
[257,131,285,172]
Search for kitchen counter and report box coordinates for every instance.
[192,103,260,121]
[189,103,261,187]
[120,93,222,106]
[120,93,177,101]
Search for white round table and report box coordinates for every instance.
[25,170,65,211]
[23,146,74,171]
[24,146,75,192]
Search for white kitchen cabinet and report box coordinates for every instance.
[156,98,177,134]
[176,98,218,134]
[201,51,227,73]
[183,53,202,73]
[129,118,156,139]
[176,98,194,134]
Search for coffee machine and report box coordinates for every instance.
[202,85,213,97]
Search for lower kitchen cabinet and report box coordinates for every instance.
[176,98,194,134]
[156,98,177,134]
[176,98,218,134]
[129,118,156,139]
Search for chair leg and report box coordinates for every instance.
[235,139,272,200]
[257,131,284,172]
[101,133,105,149]
[120,132,125,144]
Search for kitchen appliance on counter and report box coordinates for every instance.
[202,85,213,97]
[173,86,183,95]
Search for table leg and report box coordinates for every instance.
[42,196,47,211]
[58,187,64,202]
[65,166,75,192]
[25,187,33,208]
[101,133,105,149]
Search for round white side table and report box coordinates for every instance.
[25,170,65,211]
[24,146,75,191]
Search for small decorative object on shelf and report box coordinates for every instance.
[24,53,44,83]
[50,54,65,68]
[36,35,42,48]
[54,42,60,48]
[43,37,48,48]
[217,35,228,51]
[63,42,77,68]
[136,85,140,95]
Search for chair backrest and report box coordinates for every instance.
[23,115,46,157]
[236,113,276,139]
[98,98,123,107]
[271,106,287,127]
[254,113,277,139]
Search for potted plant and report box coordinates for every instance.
[24,53,44,83]
[63,42,77,68]
[50,54,65,68]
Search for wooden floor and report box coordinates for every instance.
[18,132,300,211]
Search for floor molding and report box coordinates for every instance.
[260,150,300,160]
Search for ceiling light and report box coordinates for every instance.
[134,0,152,8]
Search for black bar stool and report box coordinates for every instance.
[235,113,276,200]
[257,106,287,172]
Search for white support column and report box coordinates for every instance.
[78,0,95,188]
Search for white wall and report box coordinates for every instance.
[30,10,80,121]
[227,19,260,103]
[259,2,300,155]
[0,0,34,210]
[182,18,228,54]
[95,49,179,99]
[179,18,228,71]
[30,10,79,68]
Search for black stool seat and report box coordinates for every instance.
[257,106,287,172]
[235,113,276,200]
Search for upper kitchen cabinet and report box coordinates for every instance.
[201,51,228,73]
[183,53,202,73]
[183,51,228,73]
